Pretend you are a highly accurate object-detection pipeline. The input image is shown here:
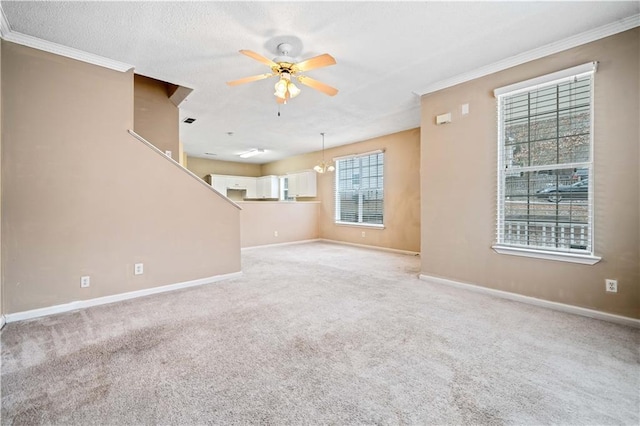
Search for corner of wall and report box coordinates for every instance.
[133,74,180,161]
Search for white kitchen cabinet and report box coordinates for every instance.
[287,170,317,198]
[208,174,257,198]
[229,176,257,198]
[256,175,279,199]
[209,174,228,195]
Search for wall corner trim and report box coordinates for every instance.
[0,3,133,72]
[4,271,243,324]
[419,274,640,329]
[413,13,640,96]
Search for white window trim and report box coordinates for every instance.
[334,151,385,226]
[494,62,597,97]
[332,149,384,162]
[492,244,601,265]
[494,63,598,262]
[335,222,385,229]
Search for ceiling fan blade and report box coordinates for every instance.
[239,50,278,68]
[296,75,339,96]
[293,54,336,72]
[226,73,275,86]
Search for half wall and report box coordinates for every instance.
[1,42,241,314]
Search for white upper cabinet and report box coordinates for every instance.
[207,172,313,199]
[256,175,279,199]
[209,175,228,195]
[287,170,317,198]
[232,176,257,198]
[208,174,254,198]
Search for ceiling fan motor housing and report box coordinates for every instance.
[273,43,296,64]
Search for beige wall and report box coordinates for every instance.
[134,74,179,161]
[239,201,319,248]
[187,156,262,180]
[1,42,241,314]
[178,141,185,167]
[262,129,421,252]
[420,29,639,318]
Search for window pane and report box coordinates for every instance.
[498,72,593,254]
[335,153,384,225]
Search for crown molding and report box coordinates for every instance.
[0,4,11,39]
[0,3,133,72]
[2,30,134,72]
[414,13,640,96]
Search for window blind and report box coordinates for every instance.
[334,151,384,226]
[495,63,595,254]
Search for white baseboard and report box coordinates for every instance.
[0,314,5,330]
[241,239,321,250]
[241,238,420,256]
[319,239,420,256]
[419,274,640,329]
[4,271,243,324]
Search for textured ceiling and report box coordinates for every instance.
[2,1,638,163]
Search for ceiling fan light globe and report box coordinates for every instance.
[274,79,288,97]
[313,165,323,173]
[288,82,301,98]
[327,165,335,172]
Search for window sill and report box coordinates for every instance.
[335,221,385,230]
[492,245,601,265]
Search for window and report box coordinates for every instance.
[335,150,384,226]
[494,62,600,264]
[279,176,294,201]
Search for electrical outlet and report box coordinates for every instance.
[605,279,617,293]
[134,263,144,275]
[361,231,366,238]
[80,276,90,288]
[274,231,278,237]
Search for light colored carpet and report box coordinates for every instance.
[1,241,638,425]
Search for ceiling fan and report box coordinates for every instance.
[226,43,338,103]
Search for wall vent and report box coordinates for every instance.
[183,117,196,124]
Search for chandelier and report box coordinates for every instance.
[313,132,335,174]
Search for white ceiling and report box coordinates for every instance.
[1,1,638,163]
